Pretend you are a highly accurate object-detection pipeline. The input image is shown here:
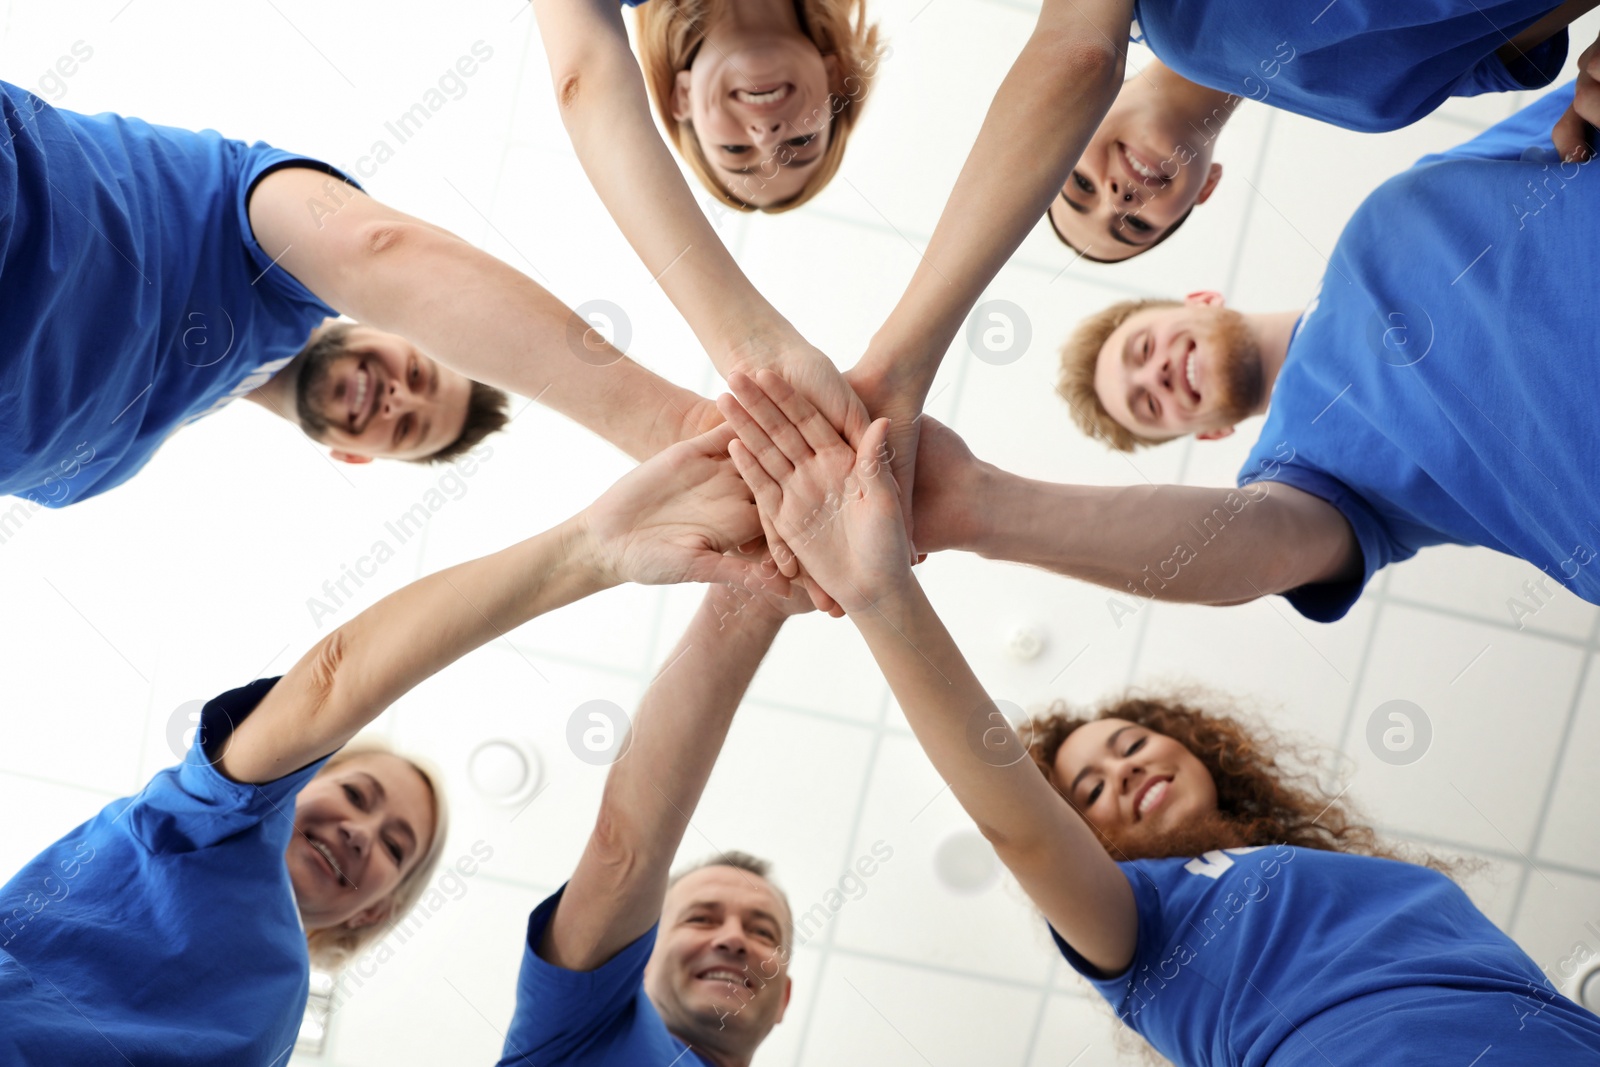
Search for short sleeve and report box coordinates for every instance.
[1451,32,1567,99]
[1416,80,1576,167]
[499,885,664,1064]
[234,144,363,311]
[124,677,331,853]
[1049,862,1167,1014]
[1238,461,1404,623]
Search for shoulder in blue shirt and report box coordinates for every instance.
[1239,83,1600,621]
[1132,0,1567,132]
[499,885,713,1066]
[1053,846,1600,1065]
[0,81,355,507]
[0,677,333,1066]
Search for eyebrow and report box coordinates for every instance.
[1122,331,1151,426]
[1059,190,1157,248]
[358,771,418,855]
[1067,726,1133,796]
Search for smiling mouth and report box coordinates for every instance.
[1135,777,1172,820]
[307,837,351,887]
[698,967,754,991]
[1119,142,1168,186]
[733,84,792,107]
[346,361,380,433]
[1182,346,1201,404]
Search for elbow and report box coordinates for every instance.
[1027,32,1124,98]
[299,629,350,725]
[586,805,645,886]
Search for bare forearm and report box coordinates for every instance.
[535,0,797,369]
[544,587,785,969]
[861,32,1124,399]
[223,518,608,782]
[964,466,1354,605]
[318,219,708,460]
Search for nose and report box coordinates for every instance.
[339,819,372,864]
[713,920,750,957]
[382,377,418,418]
[748,121,783,149]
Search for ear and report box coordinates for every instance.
[1194,162,1223,205]
[774,976,794,1024]
[671,70,694,123]
[1195,426,1236,441]
[822,53,843,98]
[1184,289,1226,308]
[330,449,375,465]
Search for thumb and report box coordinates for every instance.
[853,418,899,499]
[696,552,792,597]
[1553,105,1593,163]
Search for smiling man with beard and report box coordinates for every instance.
[0,78,720,508]
[905,82,1600,623]
[499,584,812,1067]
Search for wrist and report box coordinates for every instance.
[701,582,788,638]
[561,511,616,591]
[722,321,805,376]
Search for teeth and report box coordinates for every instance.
[1185,353,1199,396]
[1139,780,1168,816]
[1124,145,1159,180]
[734,85,789,105]
[310,839,346,885]
[702,970,752,989]
[352,369,368,419]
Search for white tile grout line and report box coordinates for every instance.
[791,685,893,1066]
[1507,609,1600,929]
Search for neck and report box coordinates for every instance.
[1149,62,1240,146]
[1241,310,1300,414]
[243,350,303,423]
[676,1033,753,1067]
[712,0,802,37]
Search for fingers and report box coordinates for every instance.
[698,551,790,597]
[799,573,845,618]
[728,371,819,467]
[1553,103,1593,163]
[718,391,793,481]
[752,368,856,457]
[729,439,800,578]
[692,420,739,453]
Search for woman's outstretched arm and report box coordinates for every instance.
[720,371,1138,974]
[219,423,776,785]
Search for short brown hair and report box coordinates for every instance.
[669,850,794,945]
[1057,298,1180,452]
[421,380,508,465]
[634,0,883,214]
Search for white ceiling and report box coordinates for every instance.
[1,1,1596,1064]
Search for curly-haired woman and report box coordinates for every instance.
[717,367,1600,1066]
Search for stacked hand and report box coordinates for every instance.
[1554,32,1600,162]
[719,370,916,615]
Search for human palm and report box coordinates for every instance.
[720,371,912,615]
[584,424,772,590]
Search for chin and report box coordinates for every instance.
[1103,809,1244,860]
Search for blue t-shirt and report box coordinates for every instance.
[499,885,714,1066]
[1054,846,1600,1066]
[1133,0,1567,132]
[1239,82,1600,622]
[0,81,351,507]
[0,677,333,1066]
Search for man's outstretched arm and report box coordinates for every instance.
[247,167,715,462]
[913,419,1359,606]
[539,585,792,971]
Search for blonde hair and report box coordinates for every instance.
[634,0,883,213]
[303,738,450,972]
[1057,298,1180,452]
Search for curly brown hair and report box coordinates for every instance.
[1028,689,1454,874]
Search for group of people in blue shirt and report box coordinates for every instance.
[4,0,1600,1064]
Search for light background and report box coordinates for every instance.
[1,1,1597,1064]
